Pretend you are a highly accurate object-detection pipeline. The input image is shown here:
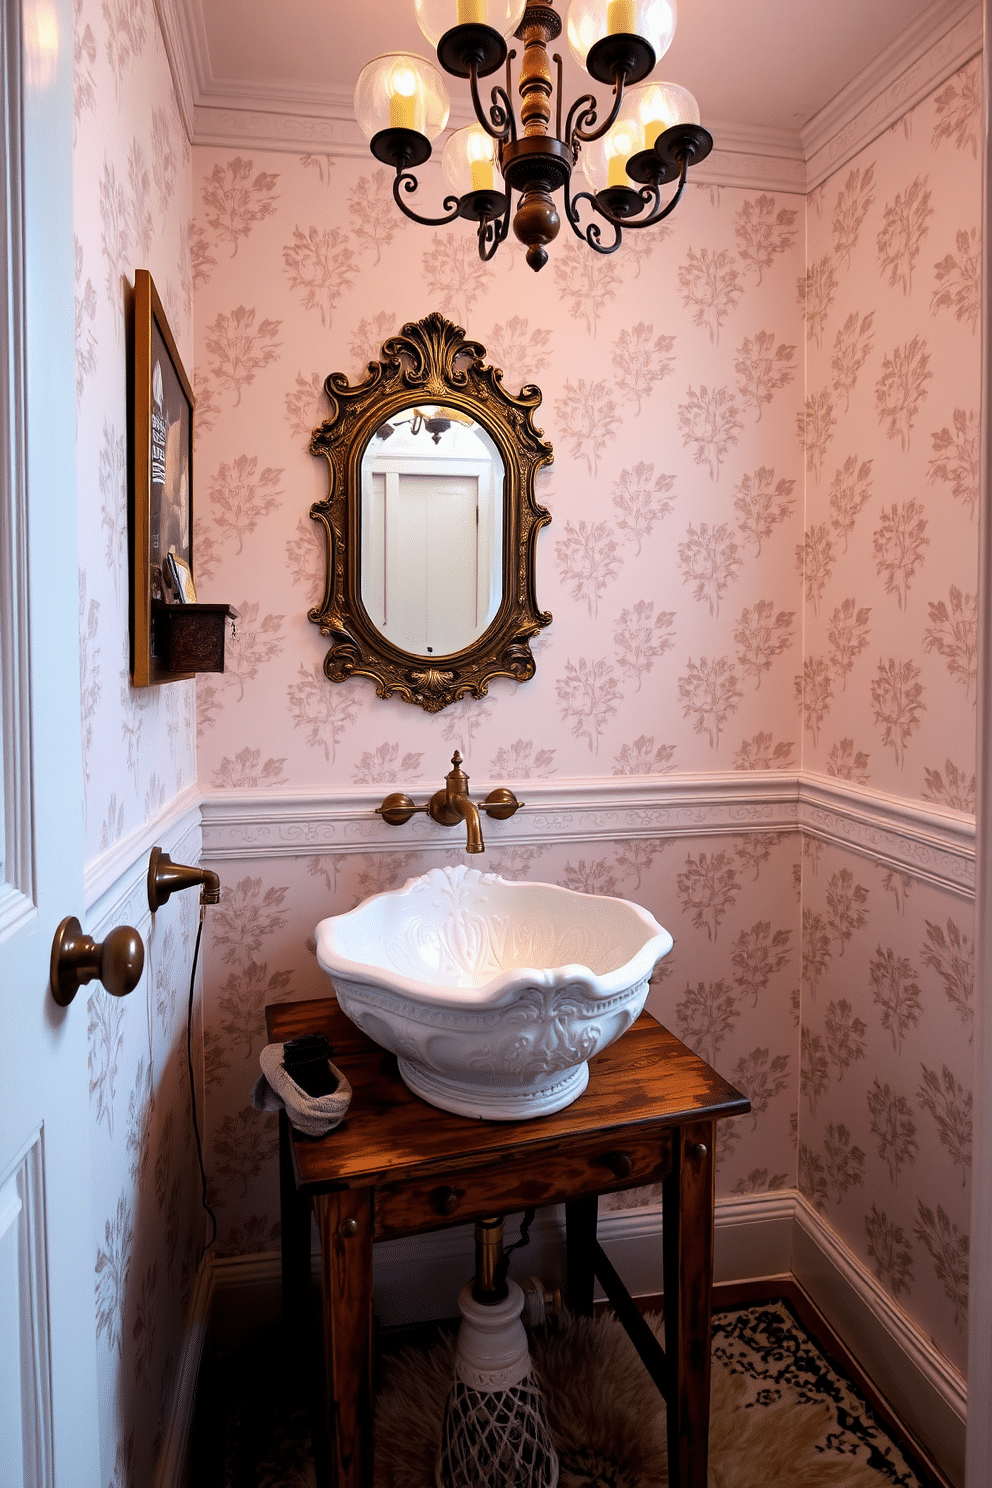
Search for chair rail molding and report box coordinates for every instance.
[199,771,975,896]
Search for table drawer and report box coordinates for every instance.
[373,1128,673,1241]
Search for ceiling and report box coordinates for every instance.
[194,0,951,135]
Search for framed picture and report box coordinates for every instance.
[130,268,195,685]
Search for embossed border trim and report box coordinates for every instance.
[799,774,974,895]
[199,772,975,895]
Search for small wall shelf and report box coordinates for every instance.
[152,602,236,676]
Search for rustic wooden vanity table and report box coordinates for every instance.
[266,996,749,1488]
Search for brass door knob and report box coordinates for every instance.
[50,916,144,1007]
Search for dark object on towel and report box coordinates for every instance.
[281,1034,339,1098]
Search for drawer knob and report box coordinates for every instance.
[433,1186,461,1215]
[689,1142,708,1161]
[604,1151,633,1179]
[339,1218,359,1238]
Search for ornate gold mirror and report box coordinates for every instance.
[309,313,553,712]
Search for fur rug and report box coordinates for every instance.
[227,1303,931,1488]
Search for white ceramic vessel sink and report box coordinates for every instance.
[314,864,673,1120]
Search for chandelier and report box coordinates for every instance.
[354,0,712,271]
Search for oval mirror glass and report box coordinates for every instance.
[359,404,505,658]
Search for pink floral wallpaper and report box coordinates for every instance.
[191,51,980,1388]
[795,60,980,1374]
[191,157,805,779]
[73,0,200,1483]
[801,61,980,802]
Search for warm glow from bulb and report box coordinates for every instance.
[467,127,495,192]
[388,62,419,129]
[23,0,59,91]
[606,126,636,187]
[457,0,486,21]
[637,86,674,148]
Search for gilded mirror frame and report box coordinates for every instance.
[308,313,553,713]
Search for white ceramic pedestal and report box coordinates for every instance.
[436,1280,559,1488]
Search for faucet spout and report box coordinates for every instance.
[427,752,486,852]
[452,794,485,854]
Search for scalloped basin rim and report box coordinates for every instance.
[315,863,674,1011]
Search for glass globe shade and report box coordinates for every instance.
[566,0,676,73]
[354,52,450,141]
[627,79,700,149]
[415,0,527,48]
[580,115,642,193]
[442,123,502,196]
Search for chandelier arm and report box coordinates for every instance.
[477,197,512,262]
[564,92,601,147]
[392,170,463,227]
[564,178,623,255]
[613,161,690,228]
[569,73,627,145]
[468,62,514,140]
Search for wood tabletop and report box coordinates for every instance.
[265,997,750,1194]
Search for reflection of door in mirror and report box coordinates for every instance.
[360,410,504,657]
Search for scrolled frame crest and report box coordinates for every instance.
[308,312,553,713]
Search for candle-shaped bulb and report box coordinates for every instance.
[457,0,486,22]
[607,0,637,34]
[606,125,636,187]
[467,128,495,193]
[388,61,420,131]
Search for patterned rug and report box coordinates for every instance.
[209,1302,936,1487]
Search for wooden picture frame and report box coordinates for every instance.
[129,268,195,685]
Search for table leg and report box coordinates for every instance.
[662,1120,715,1488]
[565,1193,598,1317]
[279,1112,312,1348]
[313,1187,375,1488]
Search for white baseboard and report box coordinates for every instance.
[153,1254,212,1488]
[174,1191,966,1488]
[791,1195,966,1487]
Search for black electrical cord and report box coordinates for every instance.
[186,904,217,1251]
[493,1206,537,1295]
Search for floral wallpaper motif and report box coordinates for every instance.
[193,150,805,781]
[801,61,980,803]
[74,0,200,1482]
[192,54,978,1396]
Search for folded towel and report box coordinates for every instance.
[251,1041,352,1137]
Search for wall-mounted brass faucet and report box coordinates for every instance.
[147,846,221,910]
[375,751,523,854]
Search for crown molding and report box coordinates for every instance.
[170,0,980,198]
[198,771,974,895]
[802,0,981,190]
[153,0,203,141]
[691,121,806,194]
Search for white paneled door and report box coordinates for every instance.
[0,0,101,1483]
